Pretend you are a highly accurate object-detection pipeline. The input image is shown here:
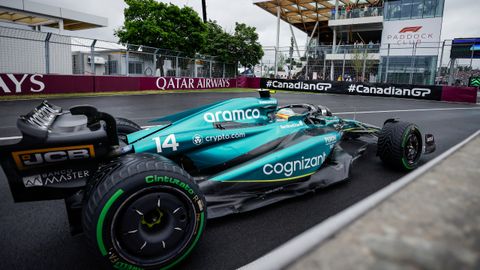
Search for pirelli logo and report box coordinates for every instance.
[12,145,95,170]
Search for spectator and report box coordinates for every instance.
[346,4,351,18]
[340,5,345,19]
[331,7,336,19]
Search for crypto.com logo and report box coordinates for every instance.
[399,26,422,33]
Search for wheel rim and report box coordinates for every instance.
[404,133,421,166]
[111,187,196,266]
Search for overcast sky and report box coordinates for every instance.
[33,0,480,48]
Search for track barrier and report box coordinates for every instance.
[0,73,476,103]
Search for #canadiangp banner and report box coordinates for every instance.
[260,78,443,101]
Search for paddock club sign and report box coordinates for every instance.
[260,78,442,101]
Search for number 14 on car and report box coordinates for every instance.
[152,134,179,153]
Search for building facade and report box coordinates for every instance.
[254,0,446,85]
[379,0,444,85]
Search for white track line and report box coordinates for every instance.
[0,136,22,141]
[334,107,480,115]
[0,107,478,141]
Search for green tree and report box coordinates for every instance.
[201,21,236,63]
[115,0,206,56]
[277,53,286,71]
[352,48,374,81]
[232,23,264,67]
[116,1,263,75]
[202,21,264,67]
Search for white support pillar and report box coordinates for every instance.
[335,0,339,20]
[194,60,198,78]
[175,56,180,77]
[58,19,64,34]
[362,48,367,81]
[448,59,455,86]
[384,43,391,83]
[330,0,339,81]
[330,29,336,81]
[289,24,301,59]
[304,21,319,57]
[125,44,129,76]
[409,42,417,84]
[90,39,97,75]
[438,40,446,76]
[274,5,281,78]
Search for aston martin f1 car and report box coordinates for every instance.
[0,90,435,270]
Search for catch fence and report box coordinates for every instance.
[255,40,479,86]
[0,26,237,78]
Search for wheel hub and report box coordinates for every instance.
[405,133,420,164]
[112,190,195,264]
[141,208,164,229]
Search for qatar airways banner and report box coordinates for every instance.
[0,74,237,95]
[381,17,443,56]
[0,74,93,95]
[260,78,443,101]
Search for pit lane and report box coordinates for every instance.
[0,91,479,270]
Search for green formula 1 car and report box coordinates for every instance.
[0,90,435,269]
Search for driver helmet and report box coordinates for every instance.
[276,108,296,120]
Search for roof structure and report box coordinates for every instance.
[253,0,376,37]
[0,0,107,31]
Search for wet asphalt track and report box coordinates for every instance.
[0,91,479,270]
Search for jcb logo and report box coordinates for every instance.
[12,145,95,170]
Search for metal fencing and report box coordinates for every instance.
[1,25,479,86]
[255,40,480,86]
[0,26,237,78]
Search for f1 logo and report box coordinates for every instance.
[399,26,422,33]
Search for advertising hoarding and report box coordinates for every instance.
[260,78,443,101]
[0,74,237,95]
[381,17,443,56]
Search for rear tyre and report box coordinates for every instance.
[377,121,422,171]
[82,153,206,270]
[116,117,141,144]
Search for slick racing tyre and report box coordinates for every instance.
[82,153,206,270]
[116,117,141,144]
[377,121,422,171]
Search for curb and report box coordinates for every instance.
[239,129,480,270]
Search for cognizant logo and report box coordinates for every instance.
[263,152,327,177]
[203,109,261,123]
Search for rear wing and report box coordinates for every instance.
[0,101,118,202]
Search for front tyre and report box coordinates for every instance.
[82,153,206,270]
[377,121,422,171]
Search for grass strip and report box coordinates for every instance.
[0,88,256,101]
